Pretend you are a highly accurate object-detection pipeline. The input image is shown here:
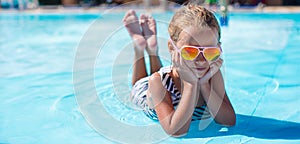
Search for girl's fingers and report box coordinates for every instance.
[200,59,223,83]
[211,59,223,69]
[210,59,223,75]
[171,51,177,66]
[173,51,183,69]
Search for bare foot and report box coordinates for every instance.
[140,14,158,56]
[122,10,146,53]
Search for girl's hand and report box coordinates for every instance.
[199,59,223,97]
[199,58,223,85]
[172,51,198,84]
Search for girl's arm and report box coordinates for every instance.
[147,72,198,136]
[200,70,236,126]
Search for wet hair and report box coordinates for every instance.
[168,3,221,43]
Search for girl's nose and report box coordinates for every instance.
[195,52,206,62]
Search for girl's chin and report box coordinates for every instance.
[196,74,205,79]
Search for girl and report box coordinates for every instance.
[123,4,236,136]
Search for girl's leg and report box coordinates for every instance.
[123,10,148,86]
[140,14,162,74]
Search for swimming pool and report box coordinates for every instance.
[1,11,300,143]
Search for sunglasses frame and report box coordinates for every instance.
[169,38,222,61]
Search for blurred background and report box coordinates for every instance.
[1,0,300,10]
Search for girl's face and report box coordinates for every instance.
[174,26,219,78]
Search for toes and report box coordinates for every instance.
[123,10,132,21]
[139,14,148,25]
[129,9,137,18]
[126,9,136,17]
[123,9,138,24]
[148,16,156,25]
[146,15,155,25]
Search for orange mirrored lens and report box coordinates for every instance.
[203,48,221,61]
[181,47,199,60]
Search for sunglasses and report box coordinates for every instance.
[170,38,222,61]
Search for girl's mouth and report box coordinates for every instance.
[195,67,206,71]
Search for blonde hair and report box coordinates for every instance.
[168,4,221,43]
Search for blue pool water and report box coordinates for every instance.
[1,11,300,143]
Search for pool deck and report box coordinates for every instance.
[261,6,300,12]
[1,5,300,14]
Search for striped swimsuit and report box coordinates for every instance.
[131,66,211,121]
